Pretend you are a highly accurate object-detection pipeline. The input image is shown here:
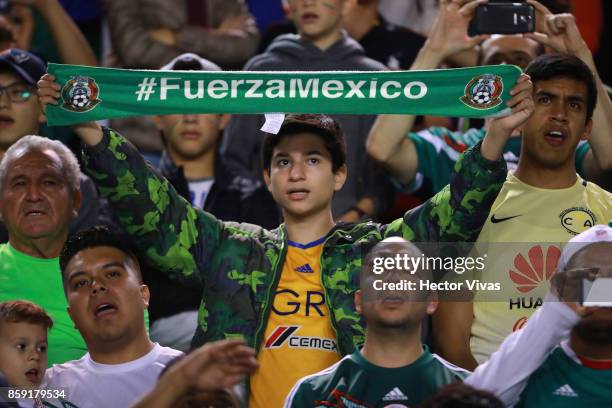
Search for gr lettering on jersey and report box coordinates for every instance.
[272,289,326,316]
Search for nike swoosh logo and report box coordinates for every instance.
[490,214,522,223]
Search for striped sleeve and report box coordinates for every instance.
[465,295,580,407]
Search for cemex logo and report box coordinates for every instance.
[509,245,560,293]
[265,326,337,352]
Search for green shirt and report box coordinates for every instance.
[516,346,612,408]
[401,127,591,196]
[285,347,469,407]
[0,243,87,366]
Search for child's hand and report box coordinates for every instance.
[37,73,61,121]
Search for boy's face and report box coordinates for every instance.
[264,132,346,220]
[64,246,149,348]
[0,71,42,152]
[0,322,47,387]
[288,0,352,42]
[154,113,229,161]
[520,76,592,170]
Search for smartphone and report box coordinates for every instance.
[469,3,535,35]
[581,277,612,307]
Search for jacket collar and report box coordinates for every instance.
[279,221,368,247]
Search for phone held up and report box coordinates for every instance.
[469,2,535,35]
[580,277,612,307]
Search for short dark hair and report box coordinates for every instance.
[261,114,347,173]
[0,300,53,331]
[59,225,142,283]
[524,54,597,122]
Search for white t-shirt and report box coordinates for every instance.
[188,178,214,209]
[40,343,182,408]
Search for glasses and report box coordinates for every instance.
[0,82,35,103]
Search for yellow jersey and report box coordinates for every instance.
[250,238,341,407]
[471,172,612,363]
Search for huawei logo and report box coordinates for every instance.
[509,245,561,293]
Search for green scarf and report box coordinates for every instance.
[46,63,521,126]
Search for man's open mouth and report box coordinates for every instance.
[94,303,118,317]
[543,130,566,146]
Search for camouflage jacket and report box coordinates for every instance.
[82,127,506,355]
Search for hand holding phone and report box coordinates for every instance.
[469,2,535,35]
[551,267,596,305]
[581,278,612,307]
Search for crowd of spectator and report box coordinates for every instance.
[0,0,611,407]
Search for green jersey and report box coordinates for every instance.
[516,344,612,408]
[401,127,591,197]
[284,347,469,407]
[0,244,87,366]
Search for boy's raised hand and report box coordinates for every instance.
[37,73,61,118]
[37,73,103,145]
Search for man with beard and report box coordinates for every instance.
[284,238,470,407]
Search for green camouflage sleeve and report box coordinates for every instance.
[384,141,506,242]
[81,127,224,284]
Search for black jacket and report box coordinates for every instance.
[144,150,281,322]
